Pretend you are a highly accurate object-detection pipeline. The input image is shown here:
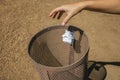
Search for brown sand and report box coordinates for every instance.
[0,0,120,80]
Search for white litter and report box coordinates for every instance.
[62,30,75,44]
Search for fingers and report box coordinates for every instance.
[49,7,64,17]
[51,12,59,18]
[62,14,72,26]
[49,6,72,26]
[57,11,64,19]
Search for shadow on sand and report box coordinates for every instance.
[87,61,120,80]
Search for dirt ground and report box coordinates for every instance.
[0,0,120,80]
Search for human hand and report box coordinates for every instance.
[49,0,120,26]
[49,2,87,26]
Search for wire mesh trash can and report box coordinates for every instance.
[28,25,89,80]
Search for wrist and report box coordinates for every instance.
[78,1,95,10]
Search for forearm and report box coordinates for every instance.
[82,0,120,13]
[49,0,120,25]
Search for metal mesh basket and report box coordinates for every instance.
[28,25,89,80]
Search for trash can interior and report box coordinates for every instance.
[29,26,89,67]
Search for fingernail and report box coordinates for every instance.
[61,22,65,26]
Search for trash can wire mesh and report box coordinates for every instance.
[28,25,89,80]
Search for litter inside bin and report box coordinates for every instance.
[28,25,89,67]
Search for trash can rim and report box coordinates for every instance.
[28,25,89,71]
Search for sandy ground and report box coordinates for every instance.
[0,0,120,80]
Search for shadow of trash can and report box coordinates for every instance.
[28,25,89,80]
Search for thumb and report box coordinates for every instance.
[61,14,73,26]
